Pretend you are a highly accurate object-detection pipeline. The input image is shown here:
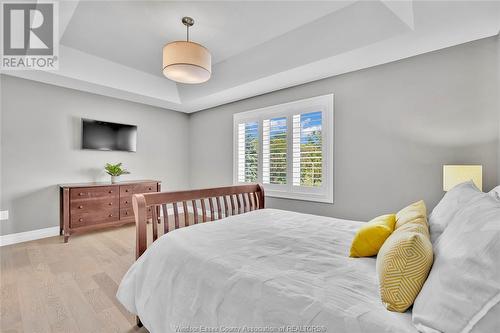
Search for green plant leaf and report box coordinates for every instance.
[104,162,130,176]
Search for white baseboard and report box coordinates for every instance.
[0,227,60,247]
[0,207,215,247]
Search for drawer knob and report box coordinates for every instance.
[125,211,129,215]
[78,205,83,209]
[79,218,83,222]
[109,190,113,193]
[125,189,129,192]
[79,192,84,196]
[108,202,113,206]
[149,187,152,190]
[109,214,113,217]
[125,201,128,204]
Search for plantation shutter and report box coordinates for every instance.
[237,122,259,183]
[292,111,323,187]
[263,117,287,184]
[234,94,332,203]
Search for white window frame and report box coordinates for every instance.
[233,94,334,203]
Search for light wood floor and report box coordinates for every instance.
[0,225,148,333]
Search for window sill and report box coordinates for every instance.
[265,190,333,204]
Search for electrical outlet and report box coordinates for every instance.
[0,211,9,221]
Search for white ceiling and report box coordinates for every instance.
[4,0,500,113]
[60,1,357,76]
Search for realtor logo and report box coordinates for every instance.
[1,1,58,70]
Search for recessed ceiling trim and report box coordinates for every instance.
[381,0,415,30]
[5,0,499,113]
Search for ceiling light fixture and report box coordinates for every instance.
[162,17,211,84]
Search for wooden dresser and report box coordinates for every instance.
[59,180,161,242]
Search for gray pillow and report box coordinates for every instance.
[428,181,483,244]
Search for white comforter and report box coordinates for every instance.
[117,209,417,333]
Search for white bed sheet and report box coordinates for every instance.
[117,209,417,333]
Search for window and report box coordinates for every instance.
[293,112,323,187]
[263,117,287,185]
[233,94,333,203]
[237,122,259,183]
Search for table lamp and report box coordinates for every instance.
[443,165,482,191]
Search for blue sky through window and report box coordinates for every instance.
[245,122,258,140]
[269,118,286,139]
[301,111,322,143]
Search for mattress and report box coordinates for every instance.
[117,208,418,333]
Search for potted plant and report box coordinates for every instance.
[105,163,130,183]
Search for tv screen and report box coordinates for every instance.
[82,119,137,152]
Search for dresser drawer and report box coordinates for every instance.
[120,183,157,196]
[71,197,118,213]
[71,186,117,200]
[121,196,133,208]
[120,185,134,196]
[120,207,153,220]
[120,193,156,209]
[120,208,133,219]
[134,183,158,196]
[70,209,119,228]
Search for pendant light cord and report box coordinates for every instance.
[186,24,189,42]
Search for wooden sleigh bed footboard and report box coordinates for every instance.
[132,183,265,260]
[131,184,264,327]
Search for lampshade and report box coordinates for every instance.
[443,165,482,191]
[162,41,211,84]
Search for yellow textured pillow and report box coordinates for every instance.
[376,201,433,312]
[349,214,396,257]
[395,200,426,229]
[396,217,430,238]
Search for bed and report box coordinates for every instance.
[116,184,418,333]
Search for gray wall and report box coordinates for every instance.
[0,75,191,236]
[498,33,500,184]
[189,36,500,221]
[1,36,498,236]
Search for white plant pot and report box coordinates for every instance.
[111,175,120,184]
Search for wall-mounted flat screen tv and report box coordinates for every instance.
[82,118,137,152]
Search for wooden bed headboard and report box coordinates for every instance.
[132,184,265,259]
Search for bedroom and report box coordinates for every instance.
[0,0,499,332]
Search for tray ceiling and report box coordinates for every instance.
[4,0,500,113]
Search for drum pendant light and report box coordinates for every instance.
[162,17,212,84]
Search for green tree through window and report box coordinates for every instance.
[266,117,287,184]
[244,122,258,182]
[297,112,322,187]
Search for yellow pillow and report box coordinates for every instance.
[396,217,430,238]
[376,201,433,312]
[395,200,426,229]
[349,214,396,257]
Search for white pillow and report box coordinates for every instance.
[412,194,500,333]
[428,181,483,244]
[489,185,500,201]
[471,301,500,333]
